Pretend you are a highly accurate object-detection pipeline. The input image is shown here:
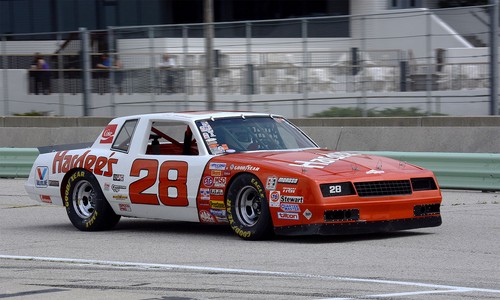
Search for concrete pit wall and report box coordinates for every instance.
[1,116,500,153]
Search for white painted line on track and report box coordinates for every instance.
[1,254,499,299]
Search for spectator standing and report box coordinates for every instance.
[96,53,111,94]
[158,53,176,93]
[31,53,51,95]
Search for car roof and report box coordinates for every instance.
[111,111,282,123]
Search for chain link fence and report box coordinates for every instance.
[0,5,497,117]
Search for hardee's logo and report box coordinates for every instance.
[100,124,118,144]
[52,150,117,177]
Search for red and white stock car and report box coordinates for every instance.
[25,111,442,240]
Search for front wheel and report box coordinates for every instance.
[226,174,273,240]
[64,170,120,231]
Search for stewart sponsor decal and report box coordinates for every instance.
[100,124,118,144]
[280,195,304,203]
[289,152,359,169]
[52,150,118,177]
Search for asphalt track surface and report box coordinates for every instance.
[0,179,499,300]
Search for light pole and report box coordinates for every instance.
[204,0,215,110]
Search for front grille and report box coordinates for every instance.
[354,180,412,197]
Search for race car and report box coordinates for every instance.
[25,111,442,240]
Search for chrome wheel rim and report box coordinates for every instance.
[235,185,262,227]
[72,180,96,219]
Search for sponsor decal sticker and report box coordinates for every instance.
[366,169,385,174]
[282,187,296,194]
[199,210,215,223]
[113,174,124,181]
[210,188,224,196]
[210,209,227,218]
[280,203,301,212]
[209,162,226,170]
[289,152,359,169]
[213,177,227,187]
[211,170,222,176]
[48,180,59,187]
[277,212,299,220]
[269,191,281,207]
[229,164,260,172]
[40,195,52,204]
[35,166,49,188]
[100,124,118,144]
[266,176,277,190]
[200,188,210,200]
[278,177,298,184]
[280,195,304,203]
[203,176,214,187]
[103,182,110,191]
[303,209,312,220]
[111,184,126,193]
[112,195,128,200]
[209,200,225,210]
[52,150,118,177]
[119,203,131,212]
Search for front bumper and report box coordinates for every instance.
[274,215,442,236]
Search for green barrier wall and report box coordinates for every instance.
[0,148,38,178]
[362,151,500,191]
[2,148,499,191]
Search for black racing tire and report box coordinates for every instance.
[226,173,273,240]
[64,169,120,231]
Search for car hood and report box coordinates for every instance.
[224,149,426,179]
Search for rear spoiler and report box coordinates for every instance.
[38,142,94,154]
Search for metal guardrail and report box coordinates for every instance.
[0,148,38,178]
[1,148,500,191]
[363,151,500,191]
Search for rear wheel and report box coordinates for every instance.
[226,174,273,240]
[64,170,120,231]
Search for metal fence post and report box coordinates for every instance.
[245,21,253,109]
[80,27,91,116]
[1,35,9,116]
[490,0,498,115]
[108,27,116,116]
[148,27,156,113]
[182,25,189,110]
[301,19,309,118]
[425,11,433,115]
[204,0,215,110]
[56,32,64,116]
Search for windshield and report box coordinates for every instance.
[195,116,318,154]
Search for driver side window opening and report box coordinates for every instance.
[145,121,199,155]
[111,119,138,153]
